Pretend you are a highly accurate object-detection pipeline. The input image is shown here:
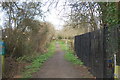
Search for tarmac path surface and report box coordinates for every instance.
[33,42,93,78]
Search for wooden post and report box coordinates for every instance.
[0,40,5,78]
[115,2,120,79]
[0,29,2,79]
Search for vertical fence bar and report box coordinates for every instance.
[74,25,120,78]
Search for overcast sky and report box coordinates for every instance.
[0,0,120,30]
[41,0,70,30]
[0,0,113,30]
[0,0,70,30]
[0,8,5,28]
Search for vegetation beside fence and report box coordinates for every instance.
[59,40,83,66]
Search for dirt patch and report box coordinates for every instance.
[3,57,30,78]
[3,57,18,78]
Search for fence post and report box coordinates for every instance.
[103,25,108,78]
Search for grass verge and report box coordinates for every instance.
[59,40,83,66]
[64,51,84,65]
[21,41,56,78]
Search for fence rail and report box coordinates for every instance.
[74,25,120,78]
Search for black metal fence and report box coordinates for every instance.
[74,25,120,78]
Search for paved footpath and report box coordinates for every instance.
[32,42,94,78]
